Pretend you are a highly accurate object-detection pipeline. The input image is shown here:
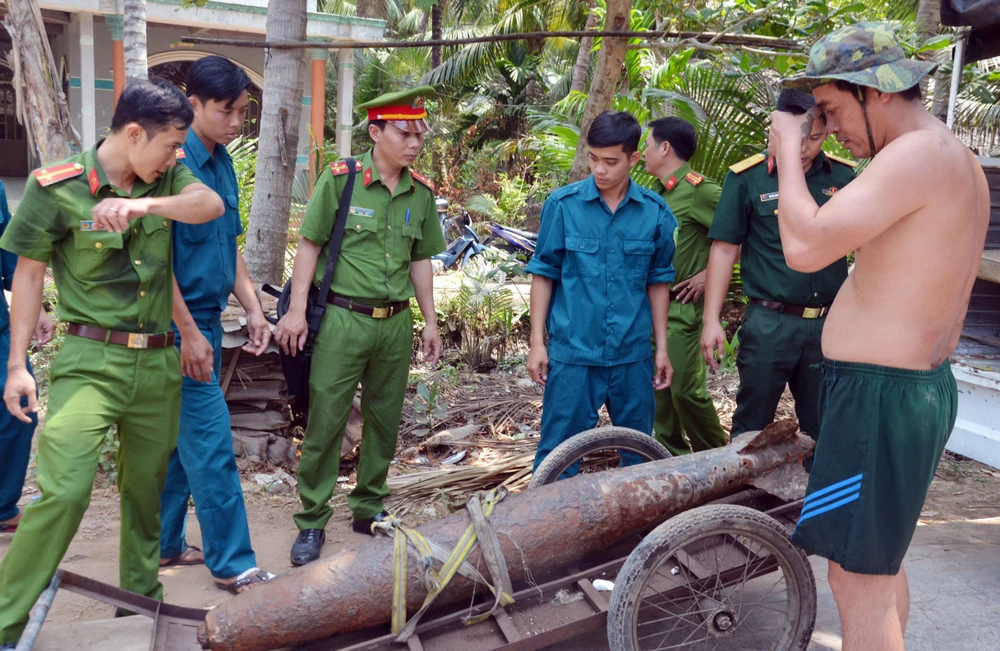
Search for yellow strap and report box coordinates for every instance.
[389,490,514,641]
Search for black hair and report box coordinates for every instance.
[369,119,387,131]
[833,79,923,103]
[777,88,816,115]
[647,117,697,161]
[586,110,642,155]
[110,77,194,136]
[185,56,252,109]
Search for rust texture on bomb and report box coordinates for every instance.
[199,423,814,651]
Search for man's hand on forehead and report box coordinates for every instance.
[766,106,822,159]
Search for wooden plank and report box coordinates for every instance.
[230,410,290,431]
[221,348,241,395]
[226,400,269,413]
[492,608,522,643]
[226,381,284,401]
[406,635,424,651]
[577,579,608,613]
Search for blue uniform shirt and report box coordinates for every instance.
[173,131,243,324]
[526,176,677,367]
[0,181,17,333]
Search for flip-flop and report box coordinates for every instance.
[160,545,204,567]
[214,568,274,595]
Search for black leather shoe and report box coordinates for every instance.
[351,511,391,536]
[290,528,326,566]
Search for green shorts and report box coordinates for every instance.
[791,359,958,575]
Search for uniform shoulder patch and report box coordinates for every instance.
[329,160,364,176]
[729,153,766,175]
[826,153,858,168]
[684,172,704,186]
[410,169,435,191]
[32,162,85,187]
[175,147,186,160]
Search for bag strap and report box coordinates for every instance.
[315,158,357,309]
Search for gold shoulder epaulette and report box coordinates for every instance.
[329,160,364,176]
[684,172,705,186]
[729,153,766,174]
[826,153,858,168]
[410,169,435,191]
[32,162,85,187]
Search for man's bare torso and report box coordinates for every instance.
[823,126,990,370]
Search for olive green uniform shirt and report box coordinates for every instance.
[659,163,722,286]
[299,148,446,303]
[0,141,200,333]
[708,152,855,306]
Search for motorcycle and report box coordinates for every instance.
[431,197,538,271]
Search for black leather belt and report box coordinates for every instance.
[750,298,830,319]
[326,295,409,319]
[67,323,176,349]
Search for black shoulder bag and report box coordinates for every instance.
[263,158,357,400]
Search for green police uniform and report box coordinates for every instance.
[294,134,445,529]
[708,151,854,439]
[653,164,728,456]
[0,142,197,644]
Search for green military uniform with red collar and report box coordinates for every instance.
[293,147,446,530]
[0,142,198,644]
[653,163,728,455]
[708,150,855,441]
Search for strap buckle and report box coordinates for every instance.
[127,333,149,349]
[371,306,390,319]
[801,307,826,319]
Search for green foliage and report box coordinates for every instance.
[412,381,449,436]
[718,324,741,373]
[446,253,527,370]
[229,137,257,248]
[99,425,120,489]
[464,173,531,226]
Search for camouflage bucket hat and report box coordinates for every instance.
[782,22,938,93]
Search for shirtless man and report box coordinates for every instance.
[771,23,990,651]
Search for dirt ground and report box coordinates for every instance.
[4,363,1000,635]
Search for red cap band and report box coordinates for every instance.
[366,104,428,121]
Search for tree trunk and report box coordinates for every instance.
[244,0,308,285]
[567,0,631,183]
[570,9,599,94]
[431,1,443,69]
[914,0,948,121]
[3,0,78,164]
[356,0,380,18]
[123,0,148,80]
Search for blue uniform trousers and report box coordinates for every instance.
[158,321,256,578]
[0,331,37,523]
[534,357,655,472]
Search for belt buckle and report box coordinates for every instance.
[127,333,149,349]
[801,307,822,319]
[371,306,390,319]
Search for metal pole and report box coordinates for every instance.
[946,28,968,131]
[14,570,62,651]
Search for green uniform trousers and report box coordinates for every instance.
[294,305,413,529]
[731,302,825,439]
[653,299,727,456]
[0,336,181,644]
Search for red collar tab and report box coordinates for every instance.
[767,156,776,175]
[665,175,677,191]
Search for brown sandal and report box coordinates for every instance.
[214,568,274,595]
[160,545,204,567]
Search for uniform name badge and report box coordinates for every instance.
[759,192,779,202]
[349,206,375,218]
[78,220,106,232]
